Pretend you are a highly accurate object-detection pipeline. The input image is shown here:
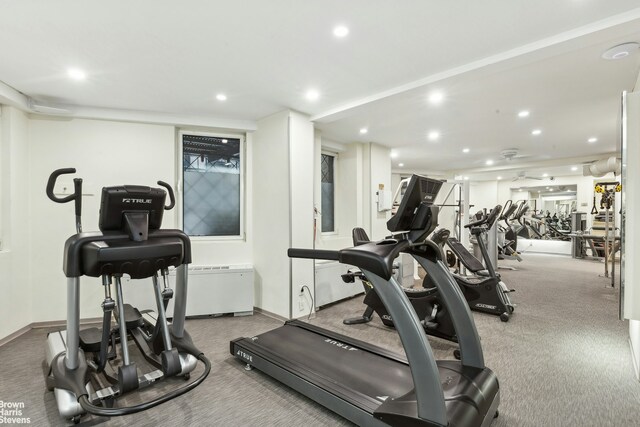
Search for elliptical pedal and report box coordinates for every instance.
[79,328,103,353]
[120,303,144,330]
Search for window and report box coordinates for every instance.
[181,132,244,237]
[321,153,335,233]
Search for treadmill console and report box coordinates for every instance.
[387,174,443,243]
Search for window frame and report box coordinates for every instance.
[177,129,246,241]
[320,150,338,236]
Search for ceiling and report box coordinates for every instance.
[1,1,640,176]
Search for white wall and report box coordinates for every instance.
[288,111,315,318]
[12,115,253,327]
[0,105,321,338]
[251,111,291,318]
[469,180,499,212]
[0,106,32,339]
[367,143,392,240]
[625,86,640,379]
[28,117,174,321]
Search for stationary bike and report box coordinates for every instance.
[44,168,211,423]
[342,228,459,354]
[425,205,515,321]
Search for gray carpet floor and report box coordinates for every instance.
[0,254,637,426]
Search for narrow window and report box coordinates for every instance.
[321,153,335,233]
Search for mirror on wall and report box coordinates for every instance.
[511,184,577,217]
[508,184,577,238]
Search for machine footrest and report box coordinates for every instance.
[122,304,144,330]
[79,328,103,353]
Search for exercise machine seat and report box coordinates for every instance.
[452,274,492,287]
[446,237,485,273]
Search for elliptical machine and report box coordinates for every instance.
[425,205,515,322]
[497,200,523,262]
[44,168,211,423]
[342,228,458,349]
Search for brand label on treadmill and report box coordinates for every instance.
[324,339,358,351]
[381,315,393,321]
[236,349,253,363]
[475,303,497,310]
[122,198,153,204]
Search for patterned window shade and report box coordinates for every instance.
[182,134,242,236]
[321,154,335,232]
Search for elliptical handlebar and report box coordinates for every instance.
[464,205,502,229]
[157,181,175,210]
[499,200,512,220]
[46,168,83,233]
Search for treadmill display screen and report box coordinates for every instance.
[387,174,443,235]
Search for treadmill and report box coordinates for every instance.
[231,175,500,426]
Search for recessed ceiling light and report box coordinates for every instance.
[518,110,530,118]
[531,129,542,135]
[518,188,523,192]
[497,176,502,180]
[428,91,444,105]
[486,160,494,166]
[390,151,398,159]
[398,163,404,167]
[359,128,368,134]
[571,166,578,171]
[542,173,548,177]
[305,89,320,101]
[222,139,228,144]
[67,68,86,80]
[588,137,598,143]
[216,93,227,101]
[463,176,469,180]
[549,188,554,192]
[602,42,639,60]
[462,148,470,153]
[333,25,349,38]
[428,131,440,141]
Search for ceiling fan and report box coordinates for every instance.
[500,148,532,162]
[512,170,543,181]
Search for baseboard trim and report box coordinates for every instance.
[629,339,640,381]
[30,317,102,329]
[0,317,104,348]
[253,307,288,322]
[0,324,31,347]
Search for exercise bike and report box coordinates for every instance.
[342,228,459,356]
[425,205,515,322]
[44,168,211,423]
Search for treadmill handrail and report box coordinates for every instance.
[363,270,449,425]
[289,239,408,280]
[287,248,340,261]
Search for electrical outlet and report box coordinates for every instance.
[299,285,305,295]
[298,297,304,311]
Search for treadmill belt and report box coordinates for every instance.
[248,323,414,413]
[232,320,500,426]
